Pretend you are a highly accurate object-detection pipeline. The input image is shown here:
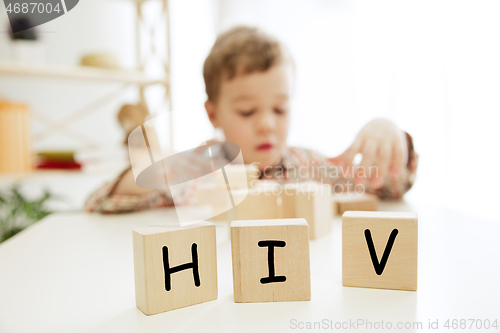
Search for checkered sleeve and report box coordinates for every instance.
[84,166,174,214]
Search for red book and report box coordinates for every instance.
[36,160,82,170]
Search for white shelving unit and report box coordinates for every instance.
[0,0,173,151]
[0,61,169,86]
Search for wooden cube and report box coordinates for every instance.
[195,184,233,220]
[231,219,311,302]
[215,164,260,190]
[233,185,280,220]
[194,168,261,222]
[282,182,332,239]
[196,184,232,207]
[342,211,418,291]
[195,184,250,223]
[209,182,278,221]
[210,205,236,222]
[133,222,218,315]
[280,183,299,219]
[333,193,378,216]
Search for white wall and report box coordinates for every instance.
[213,0,500,221]
[168,0,216,152]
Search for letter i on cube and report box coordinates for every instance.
[231,218,311,302]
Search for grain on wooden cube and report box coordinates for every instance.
[342,211,418,291]
[282,182,332,239]
[233,184,281,220]
[215,164,260,190]
[333,193,378,216]
[231,218,311,302]
[133,222,218,315]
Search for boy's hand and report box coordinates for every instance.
[330,118,408,189]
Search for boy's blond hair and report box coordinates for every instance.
[203,26,289,102]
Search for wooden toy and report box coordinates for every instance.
[197,180,333,236]
[117,103,149,144]
[280,183,299,219]
[132,222,218,315]
[230,218,311,302]
[195,182,236,221]
[333,193,378,216]
[342,211,418,291]
[196,184,232,206]
[194,166,260,222]
[215,164,260,190]
[196,185,278,222]
[210,206,236,222]
[232,184,281,220]
[281,182,333,239]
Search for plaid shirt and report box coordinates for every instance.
[84,133,418,214]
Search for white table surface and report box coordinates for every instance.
[0,199,499,333]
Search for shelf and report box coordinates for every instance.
[0,61,168,86]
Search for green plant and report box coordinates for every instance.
[0,186,55,243]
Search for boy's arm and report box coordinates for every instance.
[326,118,418,199]
[325,132,418,199]
[84,143,216,214]
[84,166,173,214]
[360,132,418,199]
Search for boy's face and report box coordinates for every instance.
[205,64,292,171]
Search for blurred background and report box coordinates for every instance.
[0,0,499,241]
